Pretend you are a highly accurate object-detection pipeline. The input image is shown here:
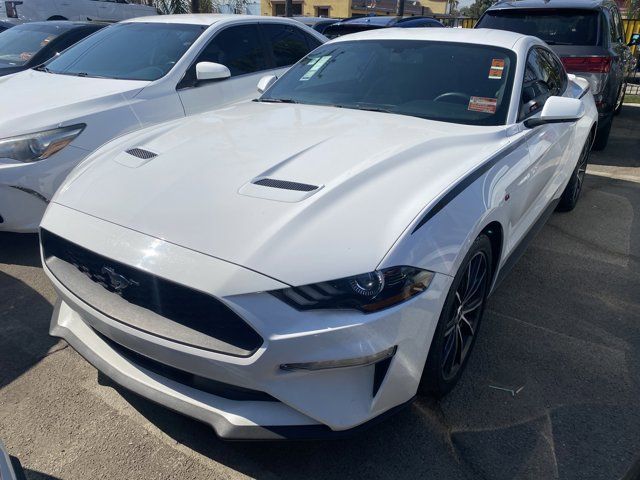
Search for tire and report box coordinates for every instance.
[614,84,626,116]
[419,234,492,398]
[592,118,612,151]
[47,16,67,20]
[556,132,592,212]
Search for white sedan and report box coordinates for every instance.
[0,14,325,232]
[41,28,597,439]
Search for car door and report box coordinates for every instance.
[53,0,99,20]
[177,24,272,115]
[508,47,572,246]
[93,0,121,21]
[610,6,633,89]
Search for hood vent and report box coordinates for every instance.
[253,178,319,192]
[126,148,157,160]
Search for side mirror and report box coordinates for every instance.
[196,62,230,82]
[257,74,277,94]
[628,33,640,47]
[524,96,585,128]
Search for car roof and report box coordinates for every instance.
[329,26,529,49]
[123,13,300,26]
[15,20,108,28]
[487,0,613,11]
[339,15,440,26]
[293,16,338,25]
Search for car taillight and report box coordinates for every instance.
[561,56,612,74]
[5,1,22,18]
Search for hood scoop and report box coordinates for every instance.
[239,177,323,203]
[114,147,159,168]
[127,148,157,160]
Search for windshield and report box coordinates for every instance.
[260,40,516,126]
[477,9,601,46]
[0,24,68,67]
[45,23,204,81]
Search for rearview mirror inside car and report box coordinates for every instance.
[524,96,585,128]
[257,75,277,94]
[629,33,640,47]
[196,62,231,82]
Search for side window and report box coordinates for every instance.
[520,49,554,121]
[261,24,318,68]
[197,24,267,77]
[539,48,567,94]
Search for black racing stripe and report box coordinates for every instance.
[411,136,528,234]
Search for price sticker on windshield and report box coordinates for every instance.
[468,96,498,114]
[300,55,331,81]
[489,59,505,80]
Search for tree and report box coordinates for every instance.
[462,0,496,18]
[628,0,640,17]
[154,0,190,13]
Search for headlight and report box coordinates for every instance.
[0,124,85,162]
[272,266,434,313]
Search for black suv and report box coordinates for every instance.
[476,0,635,150]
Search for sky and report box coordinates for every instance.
[458,0,474,7]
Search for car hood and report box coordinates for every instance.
[0,70,147,138]
[54,102,511,286]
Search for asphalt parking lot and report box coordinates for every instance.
[0,106,639,480]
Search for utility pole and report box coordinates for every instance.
[284,0,293,16]
[396,0,405,16]
[192,0,200,13]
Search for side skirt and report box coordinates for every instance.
[490,197,560,294]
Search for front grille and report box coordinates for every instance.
[95,329,277,402]
[41,229,263,357]
[253,178,319,192]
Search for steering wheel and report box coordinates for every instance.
[140,66,165,78]
[434,92,471,105]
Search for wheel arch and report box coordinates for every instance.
[47,16,68,20]
[479,221,503,285]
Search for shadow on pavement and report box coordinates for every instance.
[590,105,640,168]
[0,233,41,268]
[0,271,56,389]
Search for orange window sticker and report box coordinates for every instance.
[468,96,498,114]
[489,58,505,79]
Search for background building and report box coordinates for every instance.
[260,0,448,18]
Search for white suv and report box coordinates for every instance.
[0,0,158,22]
[0,15,326,232]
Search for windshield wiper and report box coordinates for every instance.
[255,98,299,104]
[33,65,51,73]
[334,104,393,114]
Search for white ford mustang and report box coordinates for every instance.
[41,28,597,439]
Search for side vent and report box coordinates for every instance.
[253,178,319,192]
[126,148,157,160]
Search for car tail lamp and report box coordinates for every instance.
[5,1,22,18]
[560,56,612,74]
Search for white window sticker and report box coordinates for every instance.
[300,55,332,81]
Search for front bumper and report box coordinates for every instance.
[0,441,23,480]
[42,204,451,439]
[0,145,88,232]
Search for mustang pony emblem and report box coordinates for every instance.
[101,266,139,293]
